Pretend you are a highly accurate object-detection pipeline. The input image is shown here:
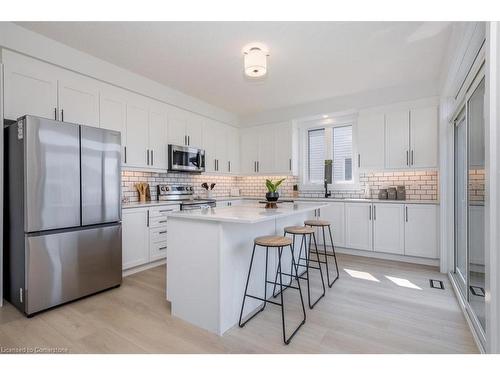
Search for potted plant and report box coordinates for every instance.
[265,178,286,202]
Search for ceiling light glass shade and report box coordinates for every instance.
[242,43,269,78]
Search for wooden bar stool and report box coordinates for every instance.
[304,219,340,287]
[239,235,306,345]
[272,226,326,309]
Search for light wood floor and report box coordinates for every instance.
[0,254,479,354]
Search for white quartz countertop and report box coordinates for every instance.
[122,201,182,209]
[123,196,439,209]
[167,202,328,224]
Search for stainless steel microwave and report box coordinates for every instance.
[168,144,205,173]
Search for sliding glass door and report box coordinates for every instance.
[453,75,486,335]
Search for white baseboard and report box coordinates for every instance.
[333,246,440,267]
[122,258,166,277]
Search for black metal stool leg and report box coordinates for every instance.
[327,225,340,285]
[280,244,306,344]
[306,232,326,308]
[273,233,298,298]
[321,226,336,288]
[239,243,264,327]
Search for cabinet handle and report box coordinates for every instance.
[54,108,58,121]
[254,161,256,172]
[257,161,259,172]
[151,150,154,165]
[406,150,409,166]
[147,149,150,165]
[61,109,64,122]
[159,220,167,224]
[369,206,372,221]
[159,231,167,234]
[147,210,150,227]
[184,135,187,145]
[374,205,376,220]
[411,150,414,166]
[405,206,408,222]
[289,158,292,171]
[159,209,173,213]
[358,154,361,168]
[188,135,190,145]
[159,246,167,250]
[124,146,127,163]
[228,161,231,172]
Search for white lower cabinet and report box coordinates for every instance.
[345,202,373,251]
[404,204,438,258]
[122,204,180,270]
[316,202,345,247]
[122,208,149,269]
[373,203,405,255]
[314,201,439,261]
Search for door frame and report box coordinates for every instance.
[450,64,487,349]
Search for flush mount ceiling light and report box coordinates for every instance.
[242,42,269,78]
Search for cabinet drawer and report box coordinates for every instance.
[149,215,169,228]
[149,205,180,217]
[150,241,168,261]
[150,226,168,244]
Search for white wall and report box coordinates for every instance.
[240,79,439,127]
[0,22,239,127]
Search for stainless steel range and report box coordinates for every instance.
[157,184,216,211]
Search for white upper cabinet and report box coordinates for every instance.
[410,106,438,168]
[257,127,275,174]
[185,113,204,148]
[167,109,203,148]
[274,122,294,174]
[99,86,127,163]
[240,122,297,175]
[404,204,438,258]
[58,72,99,126]
[148,101,168,170]
[240,127,259,174]
[125,94,150,168]
[3,50,58,121]
[357,112,385,169]
[345,202,373,251]
[385,110,410,169]
[167,108,189,146]
[372,203,405,255]
[203,119,218,173]
[226,126,240,174]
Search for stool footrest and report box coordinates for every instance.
[265,280,300,291]
[245,294,282,306]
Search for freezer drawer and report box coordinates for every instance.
[25,224,122,315]
[81,126,121,226]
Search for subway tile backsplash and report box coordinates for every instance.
[122,169,439,203]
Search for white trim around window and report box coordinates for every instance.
[295,111,360,191]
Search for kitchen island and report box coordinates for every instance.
[166,202,327,335]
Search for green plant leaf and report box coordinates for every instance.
[274,178,286,190]
[265,180,275,192]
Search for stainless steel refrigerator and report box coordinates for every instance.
[3,115,122,316]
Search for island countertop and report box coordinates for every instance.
[167,202,328,224]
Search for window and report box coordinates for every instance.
[307,124,354,185]
[332,125,353,183]
[308,129,325,184]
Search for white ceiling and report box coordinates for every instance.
[17,22,452,116]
